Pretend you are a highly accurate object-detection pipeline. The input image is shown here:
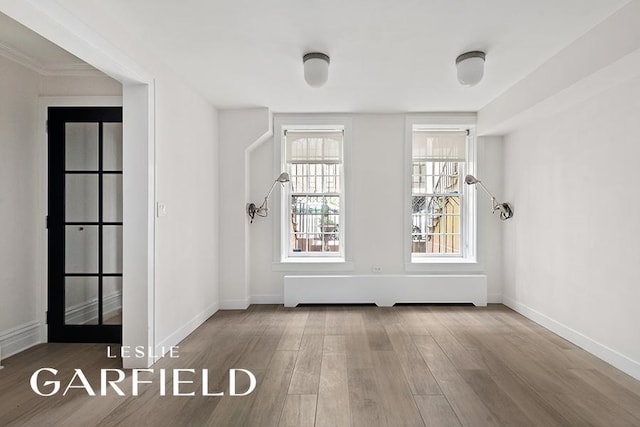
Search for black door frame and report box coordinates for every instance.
[48,106,123,343]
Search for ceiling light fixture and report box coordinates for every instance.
[456,51,486,87]
[303,52,330,88]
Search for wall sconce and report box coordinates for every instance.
[247,172,290,223]
[303,52,330,88]
[465,174,513,220]
[456,51,485,87]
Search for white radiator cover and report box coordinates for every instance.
[284,274,487,307]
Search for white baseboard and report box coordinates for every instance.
[0,320,42,360]
[503,296,640,381]
[250,295,284,304]
[219,298,250,310]
[153,301,219,362]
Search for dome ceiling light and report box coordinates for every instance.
[303,52,330,88]
[456,51,486,87]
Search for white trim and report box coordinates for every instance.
[0,40,42,74]
[122,82,156,369]
[503,296,640,381]
[0,42,103,76]
[41,63,104,77]
[403,114,478,269]
[0,321,42,360]
[273,115,353,266]
[250,295,284,304]
[153,301,219,362]
[219,299,250,310]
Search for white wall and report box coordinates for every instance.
[218,108,271,309]
[0,56,41,337]
[479,136,504,300]
[153,75,219,348]
[242,114,504,303]
[502,74,640,379]
[39,75,122,96]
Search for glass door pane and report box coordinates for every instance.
[65,277,99,325]
[103,123,122,170]
[103,225,123,274]
[103,175,123,222]
[65,123,98,170]
[65,225,99,274]
[65,174,99,222]
[103,277,122,325]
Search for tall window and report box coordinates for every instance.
[284,129,344,258]
[411,129,468,257]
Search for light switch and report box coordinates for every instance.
[157,202,167,217]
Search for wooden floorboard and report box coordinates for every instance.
[1,305,639,426]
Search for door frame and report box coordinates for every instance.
[2,2,157,368]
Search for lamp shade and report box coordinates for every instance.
[276,172,290,182]
[456,51,485,87]
[303,52,330,88]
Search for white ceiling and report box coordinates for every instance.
[6,1,631,111]
[0,11,95,74]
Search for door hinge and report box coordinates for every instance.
[46,215,50,229]
[46,120,49,133]
[46,311,49,324]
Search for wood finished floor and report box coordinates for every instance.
[2,304,640,427]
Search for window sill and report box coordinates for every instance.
[273,259,354,272]
[405,258,482,273]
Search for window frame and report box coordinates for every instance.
[273,116,352,265]
[404,115,478,268]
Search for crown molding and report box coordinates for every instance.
[40,62,104,77]
[0,41,102,77]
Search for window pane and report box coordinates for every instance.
[65,123,98,171]
[289,194,340,254]
[103,225,123,274]
[65,225,98,274]
[411,128,469,258]
[411,192,461,255]
[103,174,123,222]
[103,277,122,325]
[66,174,98,222]
[65,277,98,325]
[103,122,123,171]
[285,128,344,257]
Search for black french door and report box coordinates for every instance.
[48,107,123,343]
